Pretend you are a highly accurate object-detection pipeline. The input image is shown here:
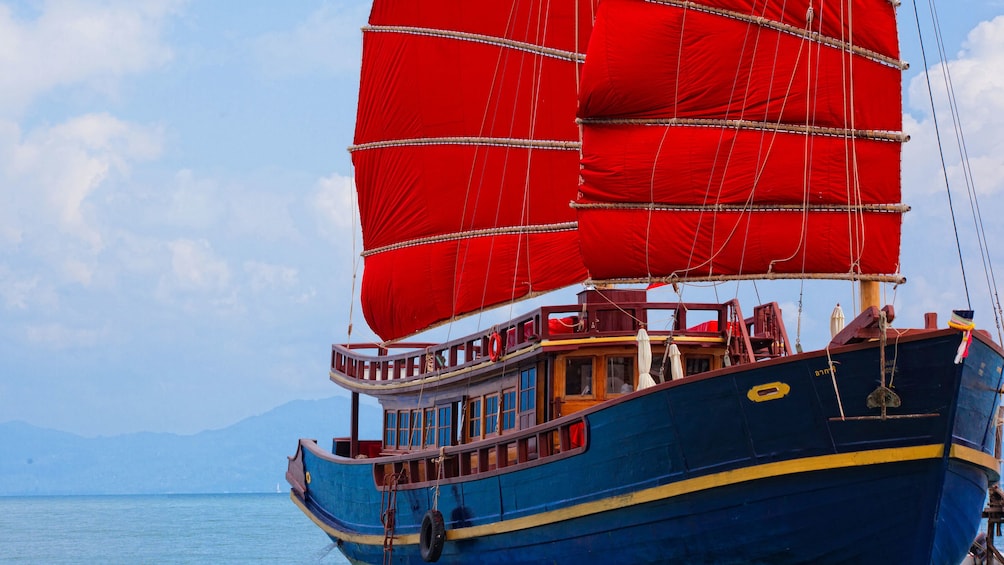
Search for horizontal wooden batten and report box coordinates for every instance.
[364,25,586,63]
[644,0,907,70]
[571,203,911,213]
[361,222,579,257]
[577,117,908,143]
[590,272,907,286]
[349,136,580,153]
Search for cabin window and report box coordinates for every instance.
[519,367,537,428]
[565,357,593,396]
[485,393,500,435]
[410,410,422,448]
[398,411,410,447]
[437,405,453,447]
[385,411,397,448]
[606,356,634,394]
[686,355,712,376]
[501,388,516,432]
[424,408,436,446]
[468,398,482,440]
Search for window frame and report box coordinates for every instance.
[563,356,596,398]
[468,398,483,441]
[501,388,517,432]
[605,355,635,395]
[484,393,500,436]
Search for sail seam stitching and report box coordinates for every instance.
[644,0,907,70]
[362,222,579,257]
[364,25,585,63]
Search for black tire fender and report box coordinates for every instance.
[419,509,446,562]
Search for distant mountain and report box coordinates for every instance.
[0,396,382,496]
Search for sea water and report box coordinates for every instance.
[0,493,350,564]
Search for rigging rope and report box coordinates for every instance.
[924,0,1004,342]
[347,179,360,345]
[910,0,971,308]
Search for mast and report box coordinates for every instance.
[860,281,880,313]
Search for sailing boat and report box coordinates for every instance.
[287,1,1004,563]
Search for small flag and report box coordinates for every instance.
[954,331,972,364]
[948,310,975,331]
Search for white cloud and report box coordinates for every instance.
[162,169,301,242]
[905,15,1004,200]
[898,16,1004,327]
[244,260,298,293]
[0,266,58,311]
[0,113,163,252]
[164,238,231,292]
[62,257,95,286]
[313,172,357,242]
[24,322,107,349]
[252,3,367,79]
[0,0,183,116]
[228,190,300,242]
[165,169,224,231]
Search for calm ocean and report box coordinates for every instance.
[0,493,350,564]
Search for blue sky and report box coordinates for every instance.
[1,0,1003,437]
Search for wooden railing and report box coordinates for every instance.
[330,309,544,384]
[371,417,587,489]
[332,297,790,385]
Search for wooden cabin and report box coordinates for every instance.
[328,289,790,487]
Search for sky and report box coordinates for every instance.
[1,0,1003,437]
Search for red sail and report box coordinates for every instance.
[353,1,595,340]
[577,0,905,281]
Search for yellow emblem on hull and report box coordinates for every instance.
[747,382,791,402]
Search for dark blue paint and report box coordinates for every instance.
[298,332,1004,564]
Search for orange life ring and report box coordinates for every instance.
[488,332,503,362]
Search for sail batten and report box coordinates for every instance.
[591,273,907,285]
[577,118,907,142]
[644,0,906,69]
[350,137,580,152]
[572,203,910,213]
[361,222,580,258]
[364,25,586,62]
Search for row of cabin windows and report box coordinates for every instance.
[565,355,635,397]
[384,404,455,450]
[468,390,509,439]
[382,367,537,451]
[468,367,535,441]
[381,355,713,451]
[564,353,714,398]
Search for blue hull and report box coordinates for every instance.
[291,330,1003,564]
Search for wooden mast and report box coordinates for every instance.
[860,281,880,313]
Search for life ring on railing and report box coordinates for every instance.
[488,332,503,362]
[419,509,446,562]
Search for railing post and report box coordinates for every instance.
[350,391,359,458]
